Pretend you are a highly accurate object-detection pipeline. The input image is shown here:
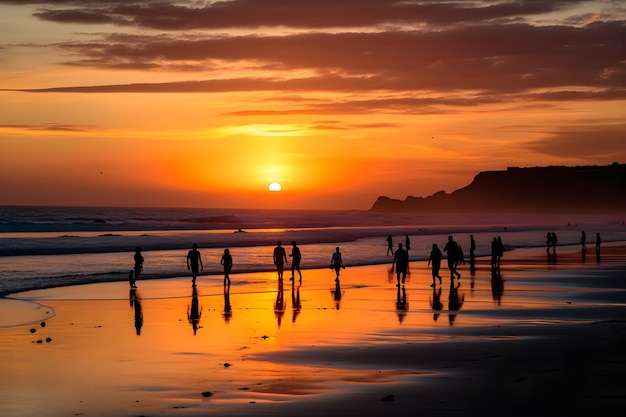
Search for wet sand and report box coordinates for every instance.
[1,244,625,416]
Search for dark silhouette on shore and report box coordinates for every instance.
[330,247,345,280]
[187,285,202,335]
[386,235,393,256]
[469,235,476,261]
[129,288,143,335]
[370,163,626,213]
[221,248,232,286]
[391,243,409,286]
[428,243,443,287]
[289,241,302,282]
[273,241,288,281]
[186,243,203,286]
[491,236,504,270]
[596,233,602,263]
[395,284,408,324]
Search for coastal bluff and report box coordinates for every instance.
[369,163,626,213]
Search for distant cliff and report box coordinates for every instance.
[369,163,626,213]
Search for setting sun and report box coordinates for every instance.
[269,182,282,192]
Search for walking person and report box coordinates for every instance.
[330,247,345,281]
[289,241,303,282]
[130,246,143,288]
[187,243,203,286]
[391,243,409,286]
[273,241,288,280]
[386,235,393,256]
[428,243,443,287]
[221,248,232,286]
[443,235,461,279]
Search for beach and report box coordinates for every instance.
[1,243,625,417]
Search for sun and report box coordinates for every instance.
[268,182,282,192]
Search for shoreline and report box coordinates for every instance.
[1,243,625,416]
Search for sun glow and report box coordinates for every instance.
[269,182,282,192]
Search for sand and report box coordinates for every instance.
[1,244,625,416]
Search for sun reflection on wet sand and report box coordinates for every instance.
[1,244,626,416]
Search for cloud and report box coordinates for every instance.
[3,0,594,30]
[0,123,88,132]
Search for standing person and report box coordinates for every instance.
[131,247,143,288]
[496,236,505,267]
[392,243,409,285]
[289,241,303,282]
[330,247,345,281]
[273,241,288,280]
[546,232,552,252]
[386,235,393,256]
[443,235,461,279]
[187,243,203,286]
[595,233,601,254]
[581,231,587,250]
[469,235,476,260]
[551,232,558,253]
[221,248,233,286]
[428,243,443,287]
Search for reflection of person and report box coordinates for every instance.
[221,248,232,286]
[291,283,301,323]
[429,285,443,321]
[330,247,345,280]
[395,284,409,324]
[187,285,202,335]
[391,243,409,285]
[274,278,285,327]
[222,284,232,323]
[386,235,393,256]
[132,247,143,288]
[289,241,302,282]
[428,243,443,287]
[187,243,203,285]
[129,288,143,335]
[273,241,288,280]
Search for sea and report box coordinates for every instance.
[1,206,625,296]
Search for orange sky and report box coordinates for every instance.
[1,0,625,210]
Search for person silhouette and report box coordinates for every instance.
[469,235,476,261]
[330,247,345,280]
[221,248,232,286]
[273,241,288,280]
[289,241,302,282]
[187,285,202,335]
[186,243,203,286]
[132,247,143,288]
[428,243,443,287]
[595,232,601,254]
[391,243,409,285]
[581,231,587,250]
[386,235,393,256]
[443,235,461,279]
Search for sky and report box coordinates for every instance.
[1,0,625,210]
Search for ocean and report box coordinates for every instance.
[1,206,625,296]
